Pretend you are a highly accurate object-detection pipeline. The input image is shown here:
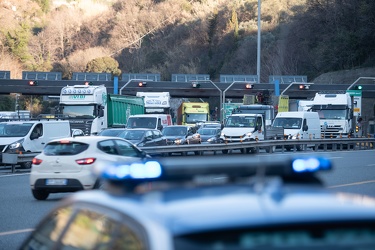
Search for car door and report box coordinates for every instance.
[152,130,167,146]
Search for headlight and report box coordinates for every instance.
[9,139,24,149]
[221,132,225,136]
[246,132,252,137]
[175,139,183,144]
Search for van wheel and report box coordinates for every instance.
[194,151,201,156]
[222,149,228,154]
[32,189,49,200]
[20,162,32,169]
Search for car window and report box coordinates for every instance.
[99,129,125,137]
[114,139,142,157]
[20,207,74,249]
[44,141,89,156]
[21,206,145,250]
[98,140,118,155]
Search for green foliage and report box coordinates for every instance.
[33,0,51,13]
[86,57,122,76]
[5,23,32,63]
[0,96,14,111]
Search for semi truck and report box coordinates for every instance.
[310,93,353,138]
[58,85,144,135]
[136,92,171,115]
[177,102,210,126]
[220,113,284,154]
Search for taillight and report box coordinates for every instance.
[76,158,96,165]
[32,158,43,165]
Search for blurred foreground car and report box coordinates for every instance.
[21,155,375,249]
[29,136,150,200]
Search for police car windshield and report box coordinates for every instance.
[0,123,33,137]
[175,222,375,249]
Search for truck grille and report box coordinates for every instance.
[69,119,93,135]
[321,125,345,138]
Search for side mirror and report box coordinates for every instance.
[157,125,163,131]
[303,125,308,131]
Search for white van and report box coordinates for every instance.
[272,111,320,150]
[0,120,71,168]
[127,114,172,131]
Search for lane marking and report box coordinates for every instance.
[328,180,375,188]
[367,164,375,167]
[0,228,34,236]
[0,173,30,178]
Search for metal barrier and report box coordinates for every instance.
[140,138,375,156]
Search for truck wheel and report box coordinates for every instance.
[20,162,32,169]
[32,189,49,200]
[222,149,228,154]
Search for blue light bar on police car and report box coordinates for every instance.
[292,157,332,173]
[101,161,162,181]
[96,155,332,184]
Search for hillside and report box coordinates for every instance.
[0,0,375,83]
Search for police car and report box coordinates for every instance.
[20,155,375,249]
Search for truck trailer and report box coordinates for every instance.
[59,85,144,135]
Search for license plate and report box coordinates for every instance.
[46,179,67,185]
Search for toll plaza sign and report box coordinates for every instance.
[346,90,362,116]
[278,95,289,112]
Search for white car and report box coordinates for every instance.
[30,136,150,200]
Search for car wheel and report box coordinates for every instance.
[32,189,49,200]
[20,162,32,169]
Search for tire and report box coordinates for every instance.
[32,189,49,200]
[240,148,246,154]
[194,151,201,156]
[222,149,228,154]
[20,162,32,169]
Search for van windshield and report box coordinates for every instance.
[272,118,302,129]
[0,123,33,137]
[127,117,157,129]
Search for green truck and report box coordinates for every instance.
[59,85,144,135]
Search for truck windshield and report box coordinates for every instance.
[127,117,157,129]
[62,106,95,118]
[312,109,347,120]
[0,123,33,137]
[272,118,302,129]
[225,117,256,128]
[186,114,207,123]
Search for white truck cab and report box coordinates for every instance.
[127,114,172,131]
[272,111,321,140]
[220,114,265,142]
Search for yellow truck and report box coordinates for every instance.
[177,102,210,126]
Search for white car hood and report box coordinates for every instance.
[222,128,254,136]
[0,137,23,146]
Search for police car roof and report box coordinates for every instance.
[54,155,368,234]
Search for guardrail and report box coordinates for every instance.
[2,138,374,174]
[140,138,375,156]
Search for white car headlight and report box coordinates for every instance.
[9,139,24,149]
[246,132,252,137]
